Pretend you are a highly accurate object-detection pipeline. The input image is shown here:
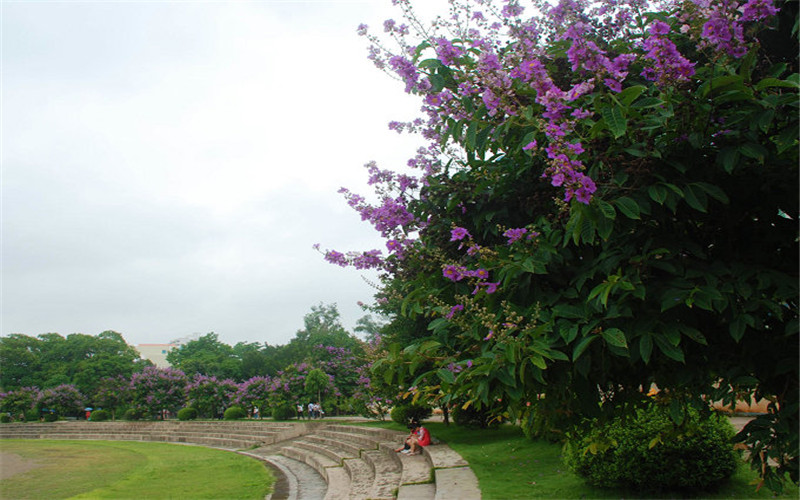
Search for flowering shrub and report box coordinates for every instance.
[324,0,798,491]
[0,387,41,419]
[37,384,84,418]
[129,366,188,419]
[186,374,238,418]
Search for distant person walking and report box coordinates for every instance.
[297,404,304,420]
[308,402,315,419]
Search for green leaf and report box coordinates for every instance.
[683,184,708,213]
[648,185,667,204]
[755,76,800,91]
[739,142,768,163]
[654,335,685,363]
[693,182,729,204]
[595,199,616,220]
[631,97,664,109]
[617,85,646,107]
[614,196,641,219]
[437,368,456,385]
[572,335,596,361]
[718,147,740,174]
[640,334,653,364]
[669,399,685,425]
[601,105,627,139]
[602,328,628,349]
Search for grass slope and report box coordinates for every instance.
[361,420,799,499]
[0,440,274,500]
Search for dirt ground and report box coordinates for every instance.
[0,452,41,480]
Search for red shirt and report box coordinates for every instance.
[416,426,431,446]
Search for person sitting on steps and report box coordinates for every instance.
[395,420,431,455]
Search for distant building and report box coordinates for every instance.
[135,344,176,368]
[134,333,201,368]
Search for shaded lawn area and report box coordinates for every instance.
[360,420,798,499]
[0,440,274,500]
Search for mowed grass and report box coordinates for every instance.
[360,420,799,499]
[0,440,274,499]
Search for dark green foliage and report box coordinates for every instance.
[177,407,198,421]
[391,403,432,426]
[123,408,144,421]
[271,404,296,421]
[43,412,58,422]
[564,404,738,491]
[452,403,502,429]
[223,406,246,420]
[24,410,38,422]
[0,414,11,423]
[89,409,110,421]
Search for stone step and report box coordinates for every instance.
[342,457,376,499]
[433,467,480,500]
[362,449,402,499]
[397,483,436,500]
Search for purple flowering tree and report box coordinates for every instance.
[37,384,85,418]
[324,0,797,490]
[129,366,188,419]
[186,374,238,418]
[0,387,42,420]
[92,375,132,420]
[234,376,272,416]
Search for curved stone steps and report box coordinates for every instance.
[0,420,482,499]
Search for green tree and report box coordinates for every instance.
[327,0,798,491]
[304,368,330,405]
[167,333,242,380]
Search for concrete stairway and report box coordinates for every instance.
[0,420,481,500]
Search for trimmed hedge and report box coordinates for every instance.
[564,404,738,492]
[271,405,296,421]
[89,409,110,421]
[391,403,432,426]
[223,406,247,420]
[177,407,198,421]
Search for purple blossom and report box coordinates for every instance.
[740,0,779,22]
[450,227,471,241]
[446,304,464,319]
[503,227,528,244]
[523,140,537,151]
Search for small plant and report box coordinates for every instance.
[223,406,246,420]
[177,407,198,421]
[271,404,296,421]
[123,408,144,421]
[391,403,432,426]
[43,412,59,422]
[0,414,11,423]
[90,409,110,421]
[563,403,738,492]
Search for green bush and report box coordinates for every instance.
[564,404,738,492]
[89,409,110,421]
[223,406,246,420]
[452,403,502,429]
[25,410,39,422]
[43,412,59,422]
[0,414,11,423]
[391,403,432,426]
[271,405,296,421]
[177,407,198,421]
[122,408,144,421]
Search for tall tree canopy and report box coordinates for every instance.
[321,0,798,490]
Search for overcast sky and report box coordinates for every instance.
[2,0,451,347]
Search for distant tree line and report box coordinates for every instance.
[0,304,385,420]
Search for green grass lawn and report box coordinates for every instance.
[0,440,274,500]
[360,420,799,499]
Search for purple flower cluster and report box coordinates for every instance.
[641,21,695,83]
